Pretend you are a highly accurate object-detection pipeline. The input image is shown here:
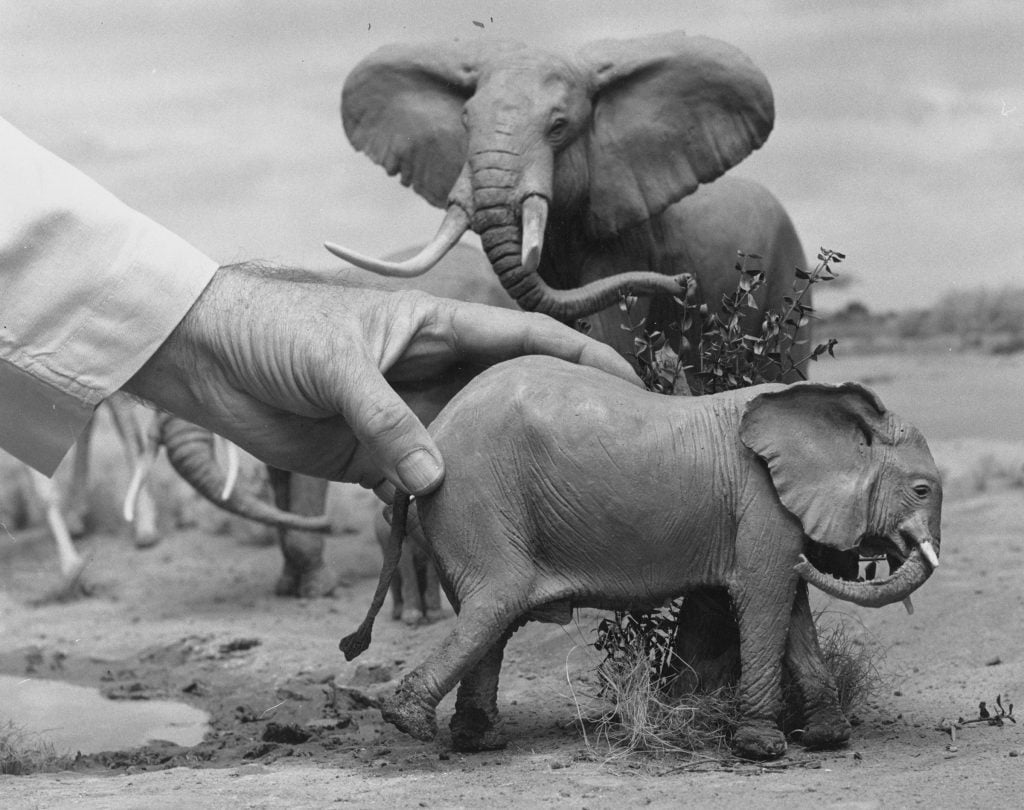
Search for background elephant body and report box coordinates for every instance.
[333,32,808,380]
[561,175,806,365]
[351,356,942,759]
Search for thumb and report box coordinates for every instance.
[338,363,445,496]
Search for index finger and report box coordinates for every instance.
[443,303,641,386]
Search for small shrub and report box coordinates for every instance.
[619,248,842,396]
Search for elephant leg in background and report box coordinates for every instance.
[104,396,161,548]
[670,588,740,694]
[27,469,86,585]
[266,468,337,598]
[374,510,444,624]
[62,417,93,538]
[781,582,852,749]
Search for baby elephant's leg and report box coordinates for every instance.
[784,583,851,749]
[381,599,519,742]
[449,624,520,751]
[417,543,445,622]
[730,574,793,758]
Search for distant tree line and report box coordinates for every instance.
[823,286,1024,355]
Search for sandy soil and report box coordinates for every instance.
[1,356,1023,809]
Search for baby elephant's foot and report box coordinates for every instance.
[450,706,507,752]
[733,721,787,760]
[381,679,438,741]
[800,715,852,750]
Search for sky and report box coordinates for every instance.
[2,0,1022,311]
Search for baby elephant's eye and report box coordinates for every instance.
[913,484,931,497]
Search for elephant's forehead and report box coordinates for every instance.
[479,52,581,92]
[888,420,939,476]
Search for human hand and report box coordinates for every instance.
[124,262,638,497]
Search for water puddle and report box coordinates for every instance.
[0,674,210,754]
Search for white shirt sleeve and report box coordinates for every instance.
[0,117,218,474]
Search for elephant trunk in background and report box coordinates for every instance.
[469,171,690,320]
[158,416,332,533]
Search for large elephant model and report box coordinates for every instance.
[162,244,515,598]
[327,31,807,369]
[342,356,943,759]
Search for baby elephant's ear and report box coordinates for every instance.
[739,382,889,550]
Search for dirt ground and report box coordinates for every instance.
[1,353,1023,809]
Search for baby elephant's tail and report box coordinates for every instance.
[339,493,410,661]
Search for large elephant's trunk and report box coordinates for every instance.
[470,152,692,320]
[795,516,939,608]
[159,416,332,533]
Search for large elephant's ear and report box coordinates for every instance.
[342,41,515,207]
[577,32,774,236]
[739,383,890,550]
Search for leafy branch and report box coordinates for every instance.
[617,248,844,396]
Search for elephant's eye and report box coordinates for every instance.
[548,118,569,140]
[913,484,931,498]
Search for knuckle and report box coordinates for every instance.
[359,399,412,444]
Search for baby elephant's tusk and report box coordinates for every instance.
[916,540,940,571]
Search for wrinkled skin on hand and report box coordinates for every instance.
[124,263,636,498]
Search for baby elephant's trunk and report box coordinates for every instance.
[339,493,411,660]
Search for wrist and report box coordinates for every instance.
[122,265,239,418]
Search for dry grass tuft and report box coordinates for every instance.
[579,610,886,762]
[576,641,737,762]
[0,721,76,776]
[817,615,886,716]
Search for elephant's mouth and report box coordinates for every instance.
[855,534,908,582]
[855,527,939,580]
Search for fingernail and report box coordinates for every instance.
[397,449,443,494]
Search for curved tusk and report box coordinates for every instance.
[899,513,940,571]
[324,204,469,277]
[217,437,241,502]
[902,596,915,615]
[915,539,939,571]
[520,194,548,276]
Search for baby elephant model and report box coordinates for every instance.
[342,356,942,759]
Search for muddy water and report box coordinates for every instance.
[0,674,210,754]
